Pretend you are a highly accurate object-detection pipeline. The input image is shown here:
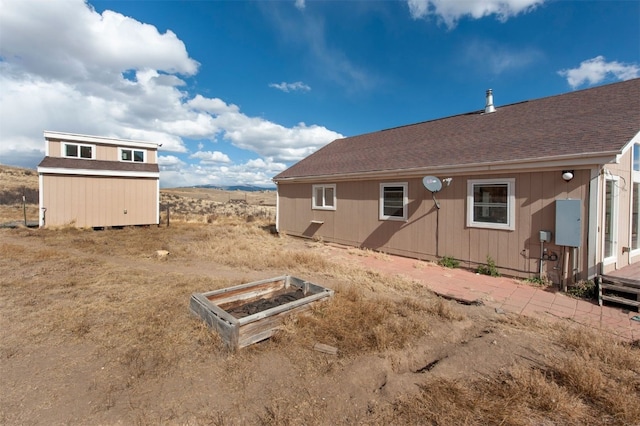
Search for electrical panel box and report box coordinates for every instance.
[539,230,552,243]
[555,199,581,247]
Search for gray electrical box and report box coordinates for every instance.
[539,230,552,242]
[555,199,581,247]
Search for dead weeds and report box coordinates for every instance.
[1,195,639,424]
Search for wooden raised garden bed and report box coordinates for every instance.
[190,275,334,350]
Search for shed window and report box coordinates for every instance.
[120,148,146,162]
[312,184,336,210]
[467,179,515,230]
[380,183,408,221]
[63,143,94,159]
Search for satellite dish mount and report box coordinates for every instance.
[422,176,443,209]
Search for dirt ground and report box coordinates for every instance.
[2,222,638,425]
[0,165,638,424]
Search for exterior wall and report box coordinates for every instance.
[601,148,636,274]
[277,169,592,282]
[41,174,158,228]
[47,139,157,163]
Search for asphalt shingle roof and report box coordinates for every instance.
[275,79,640,180]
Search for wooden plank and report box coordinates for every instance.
[237,297,331,348]
[601,276,640,288]
[600,283,640,295]
[600,294,640,308]
[237,290,333,326]
[313,343,338,355]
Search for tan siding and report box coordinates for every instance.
[49,140,61,157]
[278,168,598,282]
[42,174,158,227]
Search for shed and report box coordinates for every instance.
[37,131,160,228]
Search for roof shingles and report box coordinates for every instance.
[275,79,640,180]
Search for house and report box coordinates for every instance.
[37,131,160,228]
[273,79,640,285]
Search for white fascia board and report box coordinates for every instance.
[43,130,158,150]
[274,152,622,183]
[37,166,159,179]
[619,130,640,158]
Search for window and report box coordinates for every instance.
[633,143,639,172]
[467,178,515,230]
[120,148,146,162]
[63,143,94,159]
[604,177,618,260]
[380,183,408,221]
[312,184,336,210]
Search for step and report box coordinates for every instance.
[601,275,640,289]
[599,283,640,295]
[600,294,640,308]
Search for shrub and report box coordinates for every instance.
[566,280,596,299]
[477,255,500,277]
[438,256,459,269]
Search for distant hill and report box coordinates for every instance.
[193,184,276,192]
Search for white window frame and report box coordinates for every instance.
[379,182,408,221]
[312,184,336,210]
[630,145,640,255]
[62,142,95,160]
[603,174,619,265]
[467,178,516,231]
[119,147,146,163]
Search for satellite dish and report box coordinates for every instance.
[422,176,442,193]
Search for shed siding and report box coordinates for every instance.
[42,174,158,228]
[277,169,592,281]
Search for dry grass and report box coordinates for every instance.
[374,325,640,425]
[1,165,639,424]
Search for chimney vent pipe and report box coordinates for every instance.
[485,89,496,114]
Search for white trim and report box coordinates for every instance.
[466,178,516,231]
[119,147,147,163]
[44,130,158,149]
[630,145,640,256]
[312,184,337,210]
[587,167,600,278]
[379,182,408,221]
[275,185,280,233]
[38,173,44,227]
[37,166,159,179]
[156,178,160,225]
[62,142,96,160]
[274,151,623,184]
[603,174,619,266]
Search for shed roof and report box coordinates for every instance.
[274,78,640,181]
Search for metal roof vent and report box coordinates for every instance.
[485,89,496,114]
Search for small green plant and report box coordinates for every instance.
[438,256,460,269]
[567,280,596,299]
[524,276,551,286]
[477,255,501,277]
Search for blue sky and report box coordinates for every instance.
[1,0,638,188]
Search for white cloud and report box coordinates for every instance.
[189,151,232,164]
[407,0,545,28]
[462,39,543,75]
[558,56,640,89]
[294,0,306,10]
[0,0,342,186]
[269,81,312,93]
[158,155,286,188]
